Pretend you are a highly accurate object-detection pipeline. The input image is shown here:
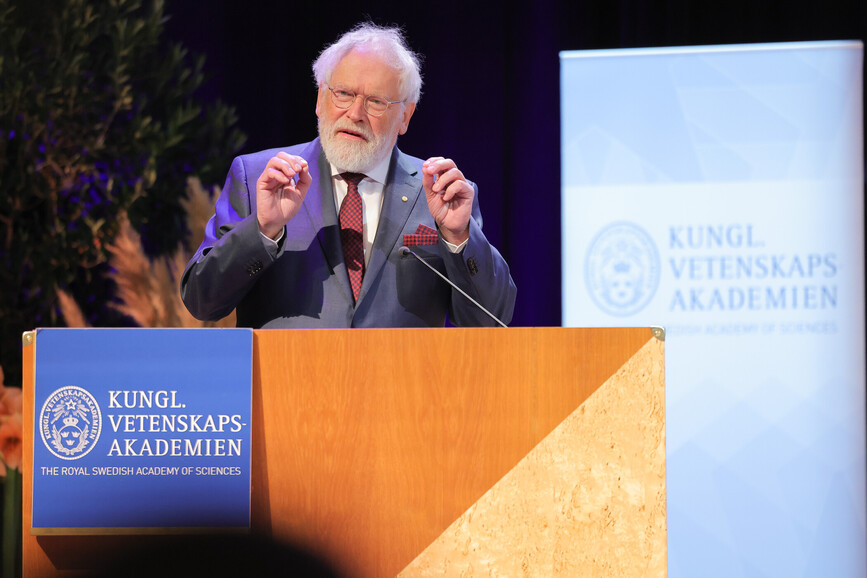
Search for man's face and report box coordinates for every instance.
[316,48,416,173]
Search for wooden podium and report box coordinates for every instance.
[23,327,666,577]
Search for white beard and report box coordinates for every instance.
[318,116,392,173]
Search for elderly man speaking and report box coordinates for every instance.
[181,23,516,328]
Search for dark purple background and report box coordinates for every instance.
[164,0,866,327]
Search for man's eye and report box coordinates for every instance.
[335,90,354,99]
[368,97,387,107]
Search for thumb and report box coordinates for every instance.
[296,162,312,190]
[422,170,435,196]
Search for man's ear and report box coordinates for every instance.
[315,86,325,118]
[399,102,416,135]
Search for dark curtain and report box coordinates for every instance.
[165,0,866,327]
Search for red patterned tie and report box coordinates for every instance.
[339,172,365,302]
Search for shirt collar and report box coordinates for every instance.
[329,151,392,185]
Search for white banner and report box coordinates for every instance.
[561,41,865,576]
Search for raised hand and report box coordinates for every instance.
[422,157,473,245]
[256,152,312,239]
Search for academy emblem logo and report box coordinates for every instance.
[39,386,102,460]
[585,222,660,316]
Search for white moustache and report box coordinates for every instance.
[333,121,373,141]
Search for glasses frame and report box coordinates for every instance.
[325,84,404,117]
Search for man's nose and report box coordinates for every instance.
[346,95,367,121]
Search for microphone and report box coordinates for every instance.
[398,246,508,328]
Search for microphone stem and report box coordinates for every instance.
[400,246,508,328]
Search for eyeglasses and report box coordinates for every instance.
[326,85,404,117]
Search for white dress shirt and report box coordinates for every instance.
[329,155,391,268]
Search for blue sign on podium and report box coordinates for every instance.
[30,328,253,533]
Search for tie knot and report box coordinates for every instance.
[341,172,365,189]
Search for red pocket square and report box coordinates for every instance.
[403,224,439,246]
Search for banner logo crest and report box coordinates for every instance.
[585,221,660,316]
[40,386,102,460]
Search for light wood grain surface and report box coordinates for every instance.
[251,327,655,577]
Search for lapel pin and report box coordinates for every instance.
[401,196,408,202]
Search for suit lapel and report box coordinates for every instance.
[299,139,353,298]
[358,148,423,303]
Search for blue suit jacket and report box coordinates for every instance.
[181,139,516,328]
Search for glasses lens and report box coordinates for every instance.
[365,97,389,116]
[331,88,354,108]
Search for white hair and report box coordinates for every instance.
[312,23,423,104]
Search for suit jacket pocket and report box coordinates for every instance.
[395,247,451,326]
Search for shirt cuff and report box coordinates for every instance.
[260,228,284,256]
[443,237,468,253]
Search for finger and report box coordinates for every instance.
[272,157,301,180]
[276,152,306,167]
[422,156,449,177]
[422,169,436,196]
[430,167,465,194]
[260,167,295,190]
[276,152,299,162]
[295,161,312,187]
[440,179,472,202]
[269,154,309,183]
